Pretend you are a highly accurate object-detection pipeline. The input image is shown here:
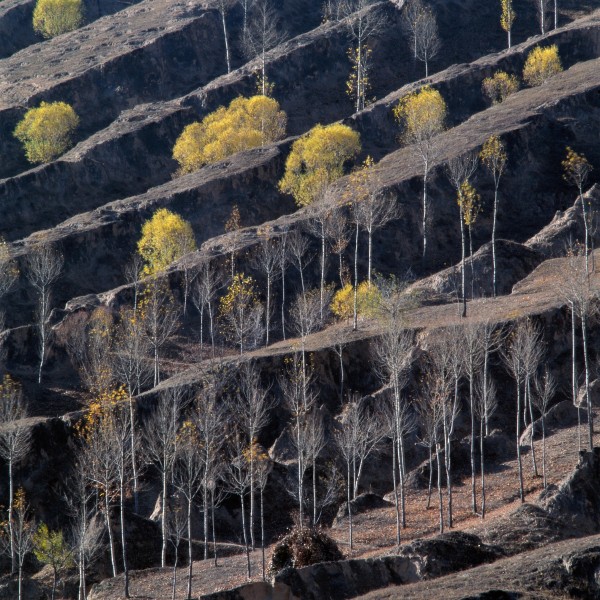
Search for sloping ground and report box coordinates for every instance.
[5,2,599,244]
[0,0,227,178]
[356,533,600,599]
[35,52,600,321]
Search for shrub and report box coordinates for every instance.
[482,71,520,104]
[331,281,382,321]
[14,101,79,164]
[268,526,343,576]
[172,95,287,175]
[33,0,83,38]
[522,45,562,87]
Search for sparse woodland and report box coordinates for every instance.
[0,0,599,598]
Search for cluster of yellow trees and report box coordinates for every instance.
[33,0,83,39]
[482,45,562,105]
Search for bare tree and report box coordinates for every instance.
[325,207,352,287]
[533,0,551,34]
[173,420,205,600]
[26,242,63,384]
[254,447,272,580]
[223,430,252,578]
[0,376,31,574]
[415,6,441,77]
[287,230,313,296]
[212,0,235,73]
[374,319,414,539]
[145,388,185,568]
[230,365,273,551]
[113,307,152,513]
[475,374,497,519]
[446,152,478,317]
[5,488,34,600]
[251,228,282,345]
[401,0,425,59]
[355,191,399,284]
[305,407,327,527]
[237,0,254,33]
[242,0,286,95]
[123,253,145,313]
[279,225,291,340]
[192,261,224,357]
[141,280,181,387]
[167,502,187,600]
[559,253,597,452]
[534,368,556,490]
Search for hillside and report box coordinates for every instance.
[1,0,600,598]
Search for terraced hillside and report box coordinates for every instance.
[2,0,600,598]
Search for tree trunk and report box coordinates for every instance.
[436,442,443,534]
[240,492,251,579]
[367,229,373,285]
[580,186,590,276]
[266,272,271,346]
[353,221,359,331]
[320,225,325,322]
[120,474,130,598]
[422,164,429,260]
[208,302,215,358]
[203,476,209,560]
[426,442,433,508]
[508,28,511,48]
[398,431,407,528]
[18,563,22,600]
[347,458,353,551]
[582,315,593,452]
[391,432,401,546]
[129,397,139,514]
[516,379,524,502]
[220,8,231,73]
[469,225,475,300]
[171,543,178,600]
[554,0,557,28]
[260,486,266,581]
[9,457,15,573]
[443,406,453,528]
[212,488,218,567]
[542,413,547,489]
[105,493,117,577]
[527,377,538,476]
[460,207,467,318]
[51,569,57,600]
[356,43,362,113]
[480,416,486,519]
[312,453,317,526]
[470,371,477,514]
[187,495,193,600]
[250,459,255,551]
[161,469,167,568]
[492,181,499,297]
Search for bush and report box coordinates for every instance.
[482,71,520,104]
[268,526,343,576]
[331,281,382,321]
[172,95,287,175]
[14,101,79,164]
[33,0,83,38]
[522,45,562,87]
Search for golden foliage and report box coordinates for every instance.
[346,44,373,109]
[482,71,520,104]
[218,273,259,319]
[75,385,128,441]
[500,0,516,33]
[562,147,592,189]
[480,135,507,176]
[330,281,382,321]
[457,180,481,227]
[172,95,287,175]
[278,123,361,207]
[14,101,79,164]
[0,374,21,404]
[33,0,83,38]
[393,85,446,144]
[33,523,74,570]
[522,45,562,87]
[137,208,196,276]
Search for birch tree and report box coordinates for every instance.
[26,241,63,384]
[192,261,224,356]
[394,86,446,261]
[212,0,235,73]
[500,0,516,47]
[414,5,441,77]
[401,0,425,59]
[480,135,508,297]
[0,376,31,574]
[534,368,555,490]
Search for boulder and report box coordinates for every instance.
[335,493,394,522]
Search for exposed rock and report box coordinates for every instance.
[520,399,580,446]
[335,493,395,522]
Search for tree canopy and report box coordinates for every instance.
[393,85,446,145]
[14,101,79,164]
[33,0,83,38]
[278,123,361,207]
[137,209,197,276]
[482,71,520,104]
[172,95,287,175]
[523,45,562,87]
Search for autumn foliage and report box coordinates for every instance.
[482,71,520,104]
[331,282,381,321]
[522,45,562,87]
[278,123,361,207]
[393,85,446,145]
[137,208,196,276]
[14,101,79,164]
[33,0,83,39]
[172,95,287,175]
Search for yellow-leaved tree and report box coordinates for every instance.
[331,281,381,321]
[522,45,562,87]
[14,101,79,164]
[172,95,287,175]
[137,208,196,276]
[33,0,83,38]
[393,85,446,261]
[278,122,361,207]
[482,71,520,104]
[500,0,516,48]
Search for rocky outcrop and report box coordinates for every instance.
[335,493,395,521]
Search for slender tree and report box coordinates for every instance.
[33,524,74,600]
[0,375,31,574]
[534,368,556,490]
[414,6,441,77]
[8,488,34,600]
[192,261,224,357]
[26,241,63,384]
[212,0,235,73]
[533,0,550,34]
[500,0,516,47]
[401,0,425,59]
[480,135,508,297]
